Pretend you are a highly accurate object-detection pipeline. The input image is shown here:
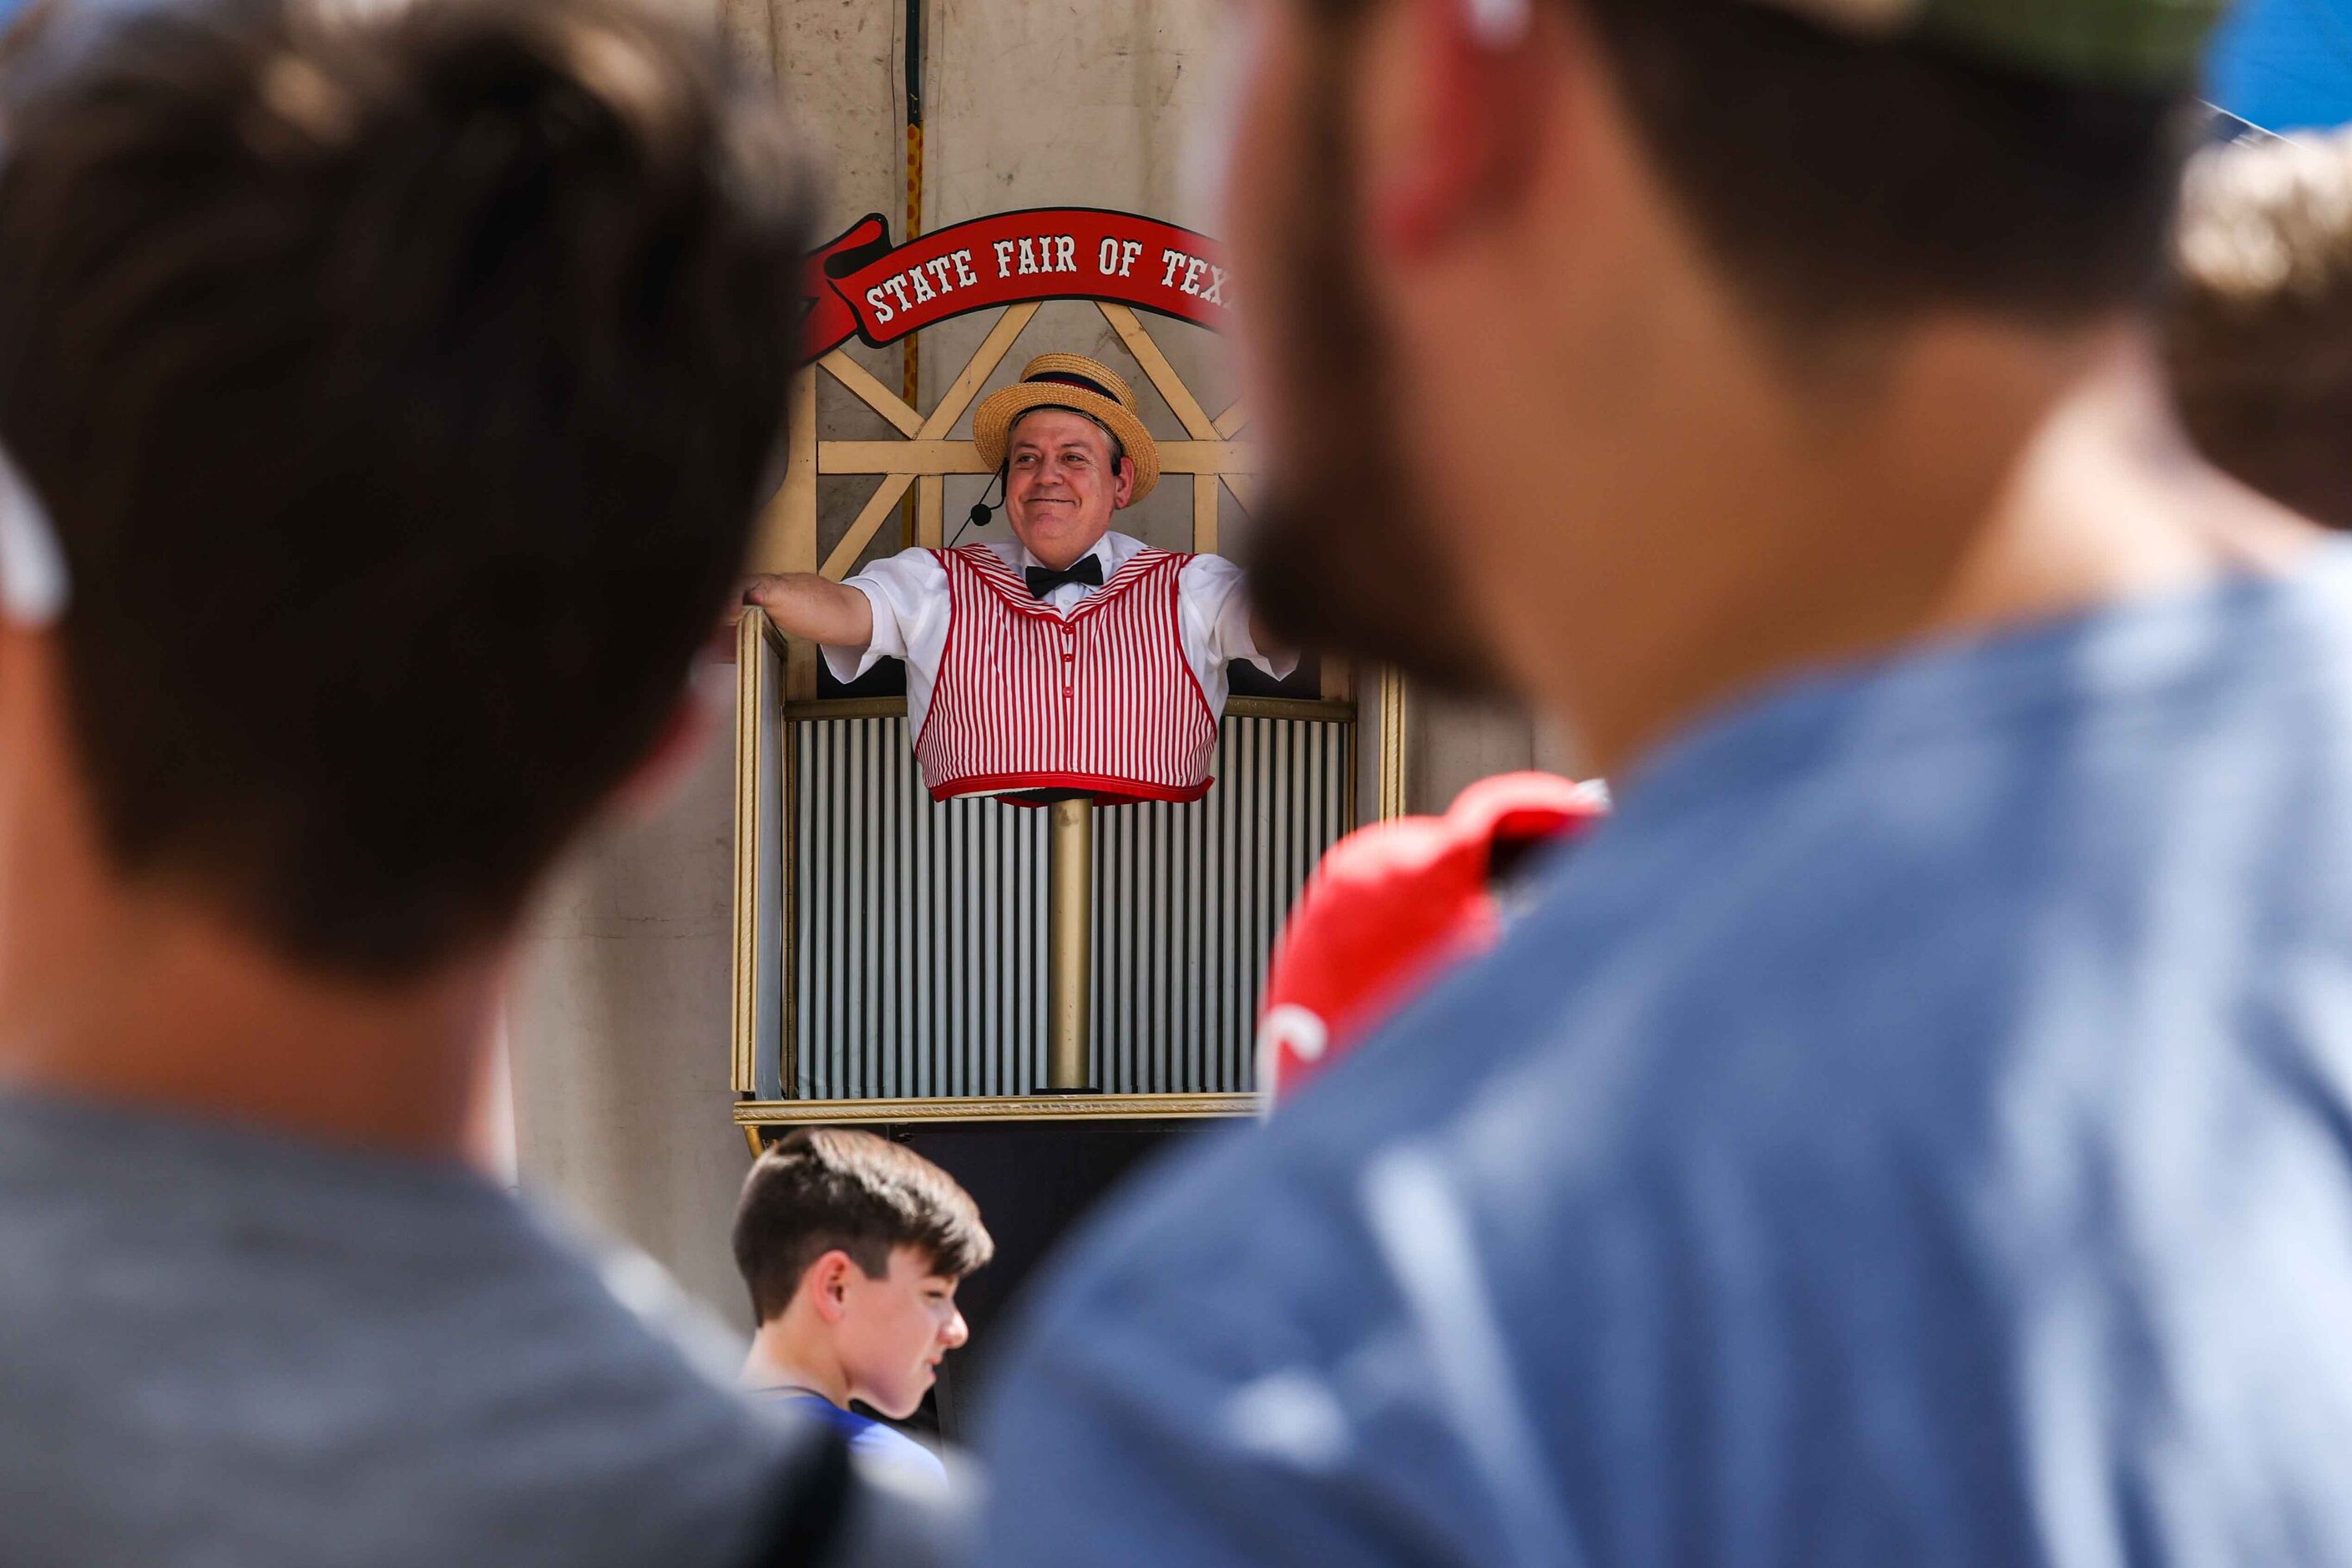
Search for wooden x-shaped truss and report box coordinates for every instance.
[753,299,1251,697]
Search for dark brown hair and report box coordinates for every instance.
[731,1130,994,1325]
[0,0,812,975]
[1360,0,2199,341]
[2165,129,2352,528]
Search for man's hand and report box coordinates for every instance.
[721,573,875,659]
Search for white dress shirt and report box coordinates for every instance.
[825,531,1297,740]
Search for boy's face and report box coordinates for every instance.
[838,1245,969,1419]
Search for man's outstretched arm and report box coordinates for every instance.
[739,573,874,650]
[1178,554,1298,680]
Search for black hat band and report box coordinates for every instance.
[1024,370,1120,403]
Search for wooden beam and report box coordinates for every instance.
[822,472,918,579]
[1212,399,1247,439]
[1378,666,1409,821]
[820,350,922,437]
[751,364,821,577]
[820,438,1252,476]
[922,301,1040,438]
[821,440,983,475]
[1193,473,1218,555]
[916,474,944,548]
[1154,440,1259,476]
[731,610,765,1093]
[757,366,822,697]
[1097,302,1218,439]
[732,1092,1258,1125]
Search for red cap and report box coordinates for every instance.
[1258,771,1606,1108]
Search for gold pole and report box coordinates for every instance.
[899,116,923,548]
[1378,665,1409,820]
[1047,797,1092,1090]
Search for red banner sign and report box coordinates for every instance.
[801,207,1233,362]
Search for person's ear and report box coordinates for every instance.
[804,1249,856,1325]
[1358,0,1552,259]
[1111,455,1136,509]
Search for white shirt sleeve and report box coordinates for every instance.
[1179,553,1298,683]
[826,546,950,686]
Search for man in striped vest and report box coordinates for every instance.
[742,353,1292,804]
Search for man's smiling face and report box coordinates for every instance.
[1002,407,1133,571]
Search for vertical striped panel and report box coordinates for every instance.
[791,715,1350,1098]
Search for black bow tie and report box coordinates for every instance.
[1025,555,1104,599]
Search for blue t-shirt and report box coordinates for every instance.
[751,1388,947,1490]
[979,549,2352,1565]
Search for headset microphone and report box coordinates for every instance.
[951,469,1005,548]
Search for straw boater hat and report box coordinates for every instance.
[973,353,1161,503]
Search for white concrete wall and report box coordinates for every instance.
[1407,689,1587,815]
[505,7,888,1326]
[510,666,755,1322]
[508,0,1559,1321]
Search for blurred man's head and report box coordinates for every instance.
[732,1130,993,1420]
[1217,0,2215,726]
[2165,127,2352,528]
[0,0,809,982]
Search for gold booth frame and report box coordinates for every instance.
[729,293,1404,1144]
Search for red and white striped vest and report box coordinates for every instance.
[913,544,1217,805]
